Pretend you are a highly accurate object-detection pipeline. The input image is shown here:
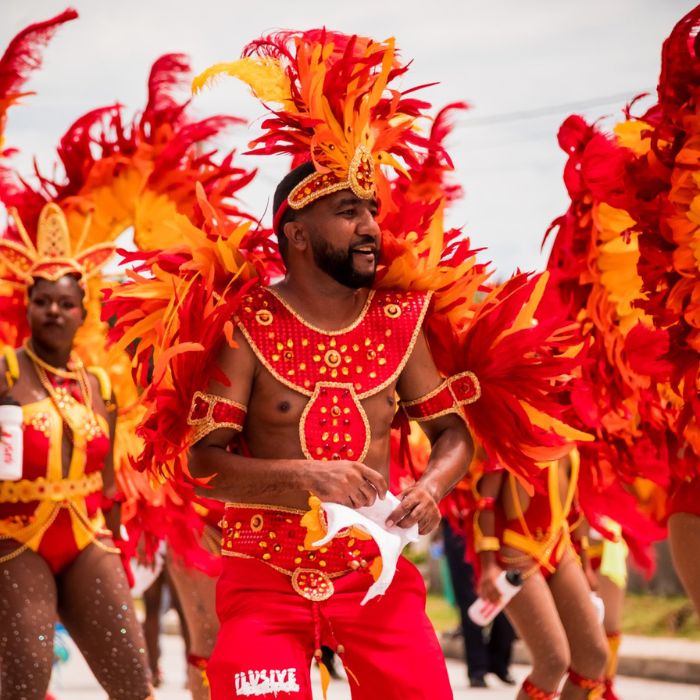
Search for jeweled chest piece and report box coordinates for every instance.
[236,285,431,461]
[300,384,368,461]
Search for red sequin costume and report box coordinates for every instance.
[496,456,578,580]
[0,347,117,573]
[206,287,455,700]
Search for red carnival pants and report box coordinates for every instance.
[208,555,453,699]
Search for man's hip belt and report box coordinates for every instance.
[221,502,380,601]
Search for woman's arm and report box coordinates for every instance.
[100,391,122,539]
[474,469,505,603]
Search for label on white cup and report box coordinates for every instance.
[0,404,24,481]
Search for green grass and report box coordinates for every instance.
[426,592,700,640]
[621,593,700,639]
[426,593,460,632]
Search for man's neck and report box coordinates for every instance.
[274,274,369,331]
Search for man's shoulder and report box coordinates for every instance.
[369,287,432,325]
[372,286,429,298]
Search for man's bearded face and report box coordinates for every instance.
[309,232,378,289]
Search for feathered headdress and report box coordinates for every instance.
[193,29,435,230]
[0,12,268,572]
[0,203,114,291]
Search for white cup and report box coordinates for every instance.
[0,403,24,481]
[469,570,523,626]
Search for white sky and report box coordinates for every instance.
[2,0,696,276]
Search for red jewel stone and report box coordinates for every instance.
[212,400,243,424]
[190,395,209,420]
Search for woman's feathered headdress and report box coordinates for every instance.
[0,203,114,290]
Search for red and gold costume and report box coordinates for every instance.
[106,28,590,700]
[527,11,700,700]
[0,344,116,572]
[0,189,120,569]
[192,284,455,699]
[542,4,700,552]
[496,455,579,580]
[0,10,266,699]
[235,286,431,460]
[0,23,263,583]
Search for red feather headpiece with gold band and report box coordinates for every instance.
[0,203,114,292]
[193,29,435,230]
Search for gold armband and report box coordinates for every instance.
[578,536,590,553]
[400,370,480,422]
[474,536,501,553]
[187,391,247,443]
[473,510,500,553]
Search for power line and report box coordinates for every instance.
[458,89,654,128]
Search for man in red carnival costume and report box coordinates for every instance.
[107,28,586,700]
[187,126,472,700]
[180,32,485,700]
[188,29,590,699]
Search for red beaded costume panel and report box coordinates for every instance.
[236,286,430,461]
[400,370,480,422]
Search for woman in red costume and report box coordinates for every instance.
[475,452,609,700]
[0,10,263,695]
[0,204,153,698]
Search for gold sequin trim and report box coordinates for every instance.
[255,308,274,326]
[291,567,335,602]
[250,514,264,532]
[187,391,246,443]
[0,472,104,504]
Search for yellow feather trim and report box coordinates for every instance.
[614,120,652,156]
[368,555,383,582]
[192,58,292,105]
[2,346,19,386]
[316,658,331,700]
[301,495,326,550]
[521,402,593,443]
[86,365,112,402]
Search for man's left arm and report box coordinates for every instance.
[388,331,474,535]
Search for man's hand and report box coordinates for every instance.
[477,562,504,604]
[386,484,440,535]
[305,460,387,508]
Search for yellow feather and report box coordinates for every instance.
[192,58,292,105]
[614,120,652,156]
[521,402,594,442]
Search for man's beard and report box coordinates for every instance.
[310,236,377,289]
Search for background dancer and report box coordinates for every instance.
[0,206,153,699]
[475,453,609,699]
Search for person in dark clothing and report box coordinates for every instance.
[443,519,516,688]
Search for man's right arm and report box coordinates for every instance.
[190,441,386,505]
[187,328,386,505]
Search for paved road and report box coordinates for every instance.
[49,633,700,699]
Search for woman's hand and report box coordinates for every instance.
[477,561,504,604]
